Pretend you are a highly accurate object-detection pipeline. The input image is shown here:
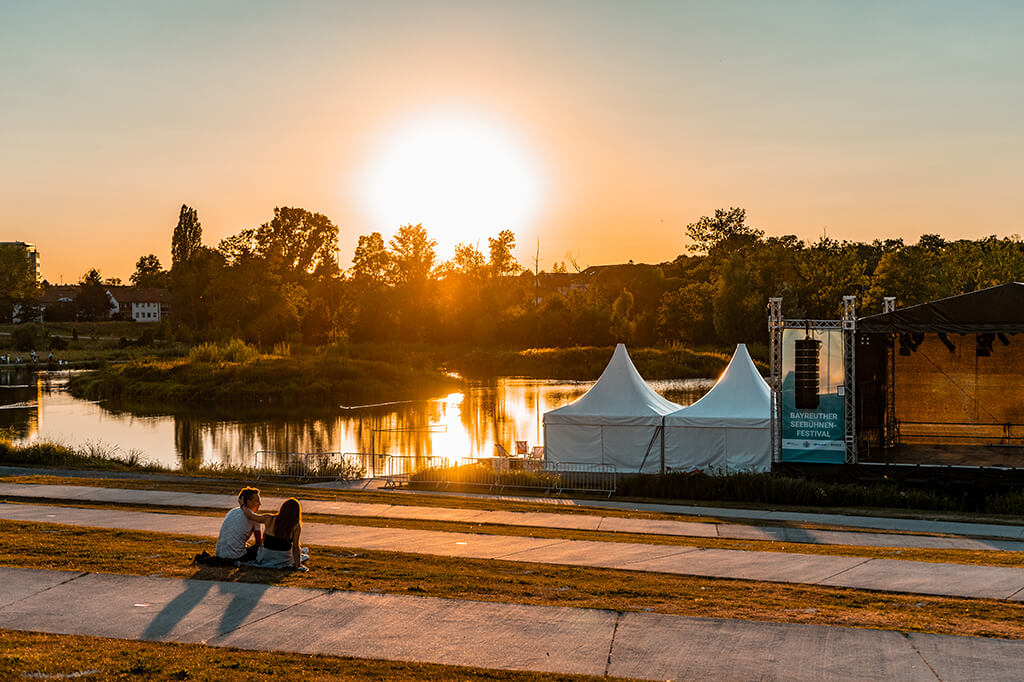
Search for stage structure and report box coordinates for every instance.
[768,296,857,464]
[855,283,1024,468]
[770,284,1024,469]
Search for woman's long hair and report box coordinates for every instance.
[274,498,302,538]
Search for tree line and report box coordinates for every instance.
[7,204,1024,347]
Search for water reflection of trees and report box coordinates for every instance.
[28,377,714,471]
[0,368,39,439]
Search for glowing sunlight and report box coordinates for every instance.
[358,112,546,254]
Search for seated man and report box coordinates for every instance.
[195,487,265,566]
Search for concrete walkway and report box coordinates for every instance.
[3,501,1024,601]
[7,464,1024,539]
[393,487,1024,541]
[2,482,1023,553]
[2,566,1022,681]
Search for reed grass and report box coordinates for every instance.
[449,345,746,380]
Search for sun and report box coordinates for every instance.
[358,112,546,255]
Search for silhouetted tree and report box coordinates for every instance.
[130,254,170,288]
[488,229,520,276]
[171,204,203,267]
[74,269,113,320]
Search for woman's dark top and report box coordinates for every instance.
[264,534,292,551]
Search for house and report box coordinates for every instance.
[106,287,170,322]
[26,285,170,322]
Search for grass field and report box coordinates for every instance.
[2,514,1024,640]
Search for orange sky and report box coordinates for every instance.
[2,2,1023,281]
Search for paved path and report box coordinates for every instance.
[2,567,1021,681]
[2,482,1023,553]
[392,487,1024,541]
[3,501,1024,601]
[6,466,1023,540]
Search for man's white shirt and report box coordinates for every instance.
[215,507,259,559]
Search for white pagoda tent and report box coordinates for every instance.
[663,344,771,473]
[543,344,682,473]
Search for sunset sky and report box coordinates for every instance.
[3,1,1023,282]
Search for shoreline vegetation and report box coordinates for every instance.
[65,340,462,409]
[59,340,761,410]
[52,338,761,414]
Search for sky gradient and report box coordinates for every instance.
[3,1,1023,281]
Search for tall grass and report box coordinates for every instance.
[0,437,164,472]
[188,339,260,364]
[450,346,741,380]
[0,434,363,481]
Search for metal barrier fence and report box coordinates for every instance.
[253,450,356,481]
[342,453,447,488]
[412,459,617,497]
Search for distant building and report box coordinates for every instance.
[107,287,170,322]
[0,242,40,283]
[30,285,170,322]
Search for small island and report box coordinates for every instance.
[67,341,461,411]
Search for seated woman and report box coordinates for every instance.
[241,497,308,570]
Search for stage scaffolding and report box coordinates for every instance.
[768,296,858,464]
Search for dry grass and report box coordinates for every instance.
[0,629,617,681]
[3,520,1024,640]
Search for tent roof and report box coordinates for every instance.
[666,344,769,422]
[544,344,681,419]
[858,282,1024,334]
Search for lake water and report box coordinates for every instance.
[0,368,713,471]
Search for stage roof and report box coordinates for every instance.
[858,282,1024,333]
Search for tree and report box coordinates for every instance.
[0,244,39,322]
[171,204,203,267]
[657,282,716,345]
[75,269,112,320]
[450,242,486,276]
[253,207,339,278]
[130,254,170,288]
[301,298,333,344]
[863,246,943,311]
[685,207,763,255]
[217,229,259,266]
[350,232,391,287]
[610,289,634,343]
[388,223,437,287]
[712,254,763,344]
[488,229,520,276]
[0,244,38,301]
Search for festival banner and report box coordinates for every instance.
[780,328,846,463]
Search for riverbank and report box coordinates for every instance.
[66,350,462,409]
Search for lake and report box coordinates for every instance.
[1,368,713,471]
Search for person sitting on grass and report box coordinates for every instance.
[239,497,309,572]
[193,487,265,566]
